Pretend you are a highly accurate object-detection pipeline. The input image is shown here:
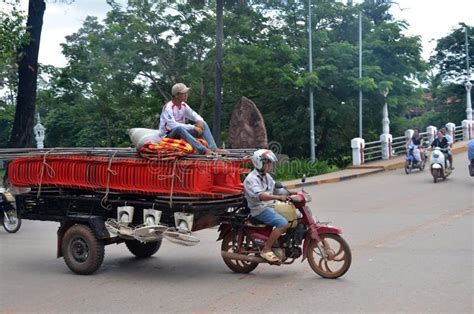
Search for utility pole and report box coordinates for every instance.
[308,0,315,161]
[358,10,363,138]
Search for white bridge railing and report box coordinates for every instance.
[351,121,473,166]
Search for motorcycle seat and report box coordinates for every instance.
[246,216,268,228]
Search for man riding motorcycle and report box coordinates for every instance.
[408,127,424,164]
[440,127,454,169]
[431,130,451,169]
[243,149,289,262]
[468,139,474,176]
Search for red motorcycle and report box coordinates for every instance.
[218,189,351,279]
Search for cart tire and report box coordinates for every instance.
[62,224,105,275]
[125,239,162,258]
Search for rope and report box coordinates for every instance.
[101,151,118,210]
[37,149,56,198]
[169,157,179,209]
[146,158,182,182]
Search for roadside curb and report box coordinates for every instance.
[284,168,384,189]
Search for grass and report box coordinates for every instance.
[273,159,339,181]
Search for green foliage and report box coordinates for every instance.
[0,104,15,147]
[274,159,339,181]
[0,2,29,104]
[3,0,431,168]
[430,24,473,83]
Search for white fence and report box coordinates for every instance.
[352,121,472,166]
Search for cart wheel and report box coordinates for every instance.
[125,239,162,258]
[62,224,104,275]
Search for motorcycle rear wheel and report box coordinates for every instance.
[307,233,351,279]
[221,232,259,273]
[3,209,21,233]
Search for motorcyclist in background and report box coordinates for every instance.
[431,130,451,169]
[468,139,474,176]
[440,127,454,169]
[408,127,424,164]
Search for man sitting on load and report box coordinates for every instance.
[159,83,224,155]
[243,149,289,262]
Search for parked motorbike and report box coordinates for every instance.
[0,188,21,233]
[218,182,351,279]
[429,147,452,183]
[404,144,425,174]
[468,139,474,177]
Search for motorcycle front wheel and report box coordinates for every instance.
[432,169,439,183]
[307,233,351,279]
[221,232,259,273]
[404,161,412,174]
[420,159,426,171]
[3,209,21,233]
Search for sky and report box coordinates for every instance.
[8,0,474,67]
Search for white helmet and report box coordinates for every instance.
[251,149,278,171]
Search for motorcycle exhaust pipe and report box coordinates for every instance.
[221,251,266,263]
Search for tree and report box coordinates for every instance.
[430,24,473,83]
[8,0,46,148]
[424,24,474,126]
[33,0,427,165]
[0,2,29,147]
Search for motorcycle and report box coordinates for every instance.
[468,139,474,177]
[429,147,452,183]
[217,182,351,279]
[0,188,21,233]
[404,144,425,174]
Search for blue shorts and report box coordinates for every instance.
[253,208,288,228]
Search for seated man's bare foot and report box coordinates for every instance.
[204,148,215,155]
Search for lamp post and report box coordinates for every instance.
[308,0,316,161]
[465,27,472,121]
[382,88,390,135]
[358,9,363,138]
[33,113,45,149]
[380,88,392,160]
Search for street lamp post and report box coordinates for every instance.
[308,0,316,161]
[33,113,45,149]
[382,88,390,135]
[380,88,392,160]
[465,27,472,121]
[358,10,363,138]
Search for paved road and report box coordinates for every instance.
[1,166,472,313]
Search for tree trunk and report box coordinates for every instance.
[8,0,46,148]
[213,0,224,147]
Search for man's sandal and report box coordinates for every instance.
[261,250,280,262]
